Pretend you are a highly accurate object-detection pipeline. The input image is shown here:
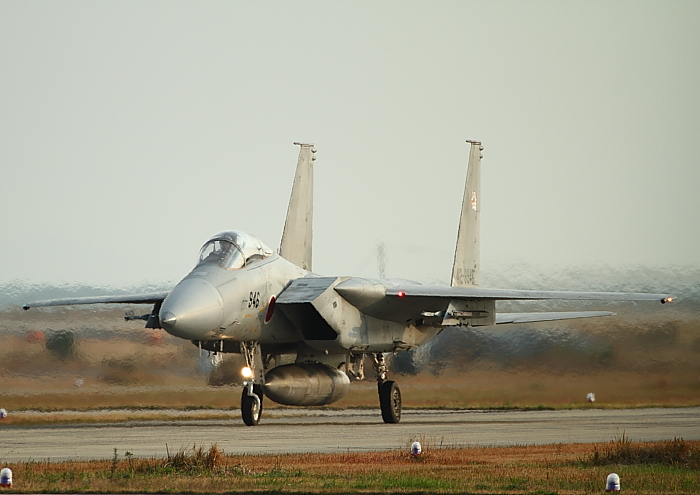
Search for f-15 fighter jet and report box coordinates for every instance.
[25,141,674,425]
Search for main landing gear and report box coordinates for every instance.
[374,353,401,423]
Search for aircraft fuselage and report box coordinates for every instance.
[160,253,306,344]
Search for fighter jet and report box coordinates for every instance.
[24,141,674,425]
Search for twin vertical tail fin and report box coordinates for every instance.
[451,140,483,287]
[280,140,476,280]
[279,142,316,271]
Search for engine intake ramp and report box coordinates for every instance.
[277,277,434,353]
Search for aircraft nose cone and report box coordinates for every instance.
[161,311,177,326]
[160,278,223,340]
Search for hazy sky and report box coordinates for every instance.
[2,1,699,287]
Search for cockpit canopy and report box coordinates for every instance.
[197,231,273,270]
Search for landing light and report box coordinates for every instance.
[662,296,674,304]
[241,367,253,379]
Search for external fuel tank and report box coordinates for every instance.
[262,364,350,406]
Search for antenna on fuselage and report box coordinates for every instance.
[279,142,316,271]
[451,140,482,287]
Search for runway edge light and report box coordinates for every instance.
[606,473,620,491]
[0,468,12,488]
[411,441,422,456]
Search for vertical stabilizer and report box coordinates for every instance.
[279,143,316,271]
[451,140,482,287]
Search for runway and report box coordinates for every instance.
[1,407,698,462]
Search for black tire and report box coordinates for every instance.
[241,384,264,426]
[379,380,401,424]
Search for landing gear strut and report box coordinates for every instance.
[374,353,401,423]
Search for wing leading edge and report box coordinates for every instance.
[386,285,674,303]
[23,291,170,310]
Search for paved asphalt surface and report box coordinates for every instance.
[1,407,698,462]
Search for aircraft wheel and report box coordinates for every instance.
[379,380,401,424]
[241,384,264,426]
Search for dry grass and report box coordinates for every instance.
[0,408,240,426]
[2,441,699,494]
[333,370,700,409]
[1,385,237,412]
[586,433,700,468]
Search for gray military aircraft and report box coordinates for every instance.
[24,141,674,425]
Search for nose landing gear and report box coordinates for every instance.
[241,382,263,426]
[374,353,401,423]
[240,341,264,426]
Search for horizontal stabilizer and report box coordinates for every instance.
[495,311,615,324]
[23,291,170,310]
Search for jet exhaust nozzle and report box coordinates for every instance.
[263,363,350,406]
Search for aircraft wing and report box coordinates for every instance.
[333,278,673,327]
[23,291,170,310]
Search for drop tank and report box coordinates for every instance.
[263,364,350,406]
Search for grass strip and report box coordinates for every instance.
[1,439,698,494]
